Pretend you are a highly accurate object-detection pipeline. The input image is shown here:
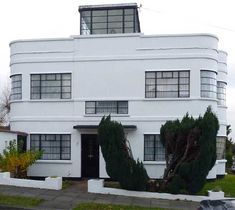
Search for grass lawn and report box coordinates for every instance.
[73,203,173,210]
[198,174,235,197]
[62,180,73,189]
[0,194,43,207]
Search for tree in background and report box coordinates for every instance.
[0,84,10,126]
[160,107,219,194]
[98,116,149,191]
[0,140,42,178]
[225,125,233,169]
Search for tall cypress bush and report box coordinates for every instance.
[160,107,219,194]
[98,116,149,191]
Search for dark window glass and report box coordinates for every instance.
[217,81,226,105]
[80,7,140,35]
[31,73,71,99]
[200,70,217,99]
[10,74,22,100]
[144,135,165,161]
[30,134,71,160]
[85,101,128,114]
[145,71,190,98]
[216,136,226,159]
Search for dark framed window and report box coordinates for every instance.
[200,70,217,99]
[80,7,140,35]
[145,71,190,98]
[31,73,71,99]
[144,135,165,161]
[217,81,226,105]
[10,74,22,100]
[216,136,226,159]
[85,101,128,114]
[30,134,71,160]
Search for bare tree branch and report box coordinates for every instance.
[0,81,11,126]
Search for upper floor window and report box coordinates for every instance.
[10,74,22,100]
[31,73,71,99]
[145,71,190,98]
[80,6,140,35]
[217,81,226,106]
[200,70,217,99]
[85,101,128,114]
[144,134,165,161]
[30,134,71,160]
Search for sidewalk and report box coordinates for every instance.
[0,180,199,210]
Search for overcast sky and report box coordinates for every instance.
[0,0,234,138]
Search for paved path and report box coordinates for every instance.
[0,180,199,210]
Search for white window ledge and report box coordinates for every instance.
[84,114,130,117]
[143,161,166,165]
[36,160,72,164]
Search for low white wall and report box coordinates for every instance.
[88,179,227,202]
[0,172,62,190]
[216,160,227,176]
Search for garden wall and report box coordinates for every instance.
[0,172,62,190]
[88,179,226,202]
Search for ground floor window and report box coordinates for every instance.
[216,136,226,159]
[30,134,71,160]
[144,134,165,161]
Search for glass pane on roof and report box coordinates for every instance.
[93,10,107,16]
[108,9,123,16]
[93,29,107,34]
[108,28,122,34]
[124,9,134,15]
[93,16,107,23]
[81,11,91,17]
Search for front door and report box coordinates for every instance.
[81,134,99,178]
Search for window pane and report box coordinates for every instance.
[10,74,22,100]
[217,81,226,105]
[201,70,217,99]
[144,135,165,161]
[124,9,134,15]
[85,101,128,114]
[108,9,123,16]
[145,71,190,98]
[30,134,71,160]
[93,10,107,16]
[31,73,71,99]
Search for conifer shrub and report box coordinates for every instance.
[160,107,219,194]
[98,116,149,191]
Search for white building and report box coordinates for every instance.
[9,3,227,179]
[0,126,27,154]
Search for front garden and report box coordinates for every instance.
[198,174,235,197]
[0,194,43,208]
[98,107,220,195]
[73,203,173,210]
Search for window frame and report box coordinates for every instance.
[80,7,140,35]
[30,134,71,160]
[200,70,217,99]
[10,74,22,101]
[85,101,128,115]
[30,73,72,100]
[145,70,190,98]
[144,134,165,161]
[217,81,226,106]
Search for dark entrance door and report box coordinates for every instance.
[81,134,99,178]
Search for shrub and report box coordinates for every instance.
[0,140,42,178]
[160,107,219,194]
[98,116,149,191]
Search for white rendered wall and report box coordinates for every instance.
[9,33,227,178]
